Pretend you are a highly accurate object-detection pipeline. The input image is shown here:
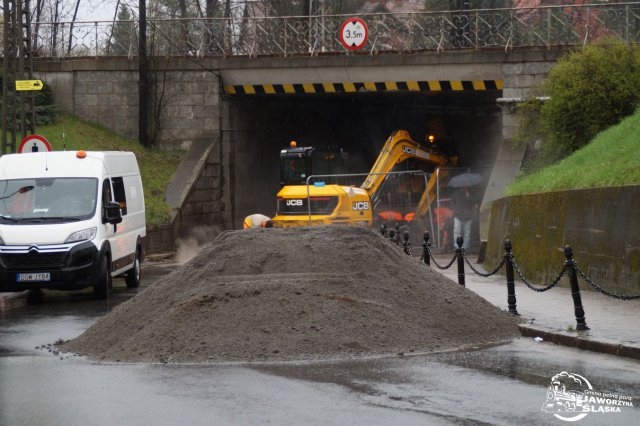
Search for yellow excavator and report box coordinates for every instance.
[271,130,457,228]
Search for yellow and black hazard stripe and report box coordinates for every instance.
[225,80,502,95]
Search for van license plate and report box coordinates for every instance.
[17,272,51,282]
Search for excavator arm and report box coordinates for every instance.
[414,168,454,217]
[360,130,452,198]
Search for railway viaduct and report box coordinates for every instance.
[34,49,561,243]
[29,1,635,246]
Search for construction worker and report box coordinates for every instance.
[243,213,273,229]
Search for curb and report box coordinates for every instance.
[518,324,640,360]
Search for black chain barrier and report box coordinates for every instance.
[417,232,458,269]
[426,244,458,270]
[463,251,506,277]
[511,254,567,292]
[574,263,640,300]
[407,229,640,330]
[401,229,639,320]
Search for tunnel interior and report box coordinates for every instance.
[228,91,503,226]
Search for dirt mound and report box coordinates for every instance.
[63,226,520,363]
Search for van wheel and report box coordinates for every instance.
[94,256,111,300]
[125,249,141,289]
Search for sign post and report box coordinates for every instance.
[339,18,368,51]
[18,135,52,153]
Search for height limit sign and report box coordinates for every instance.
[339,18,368,51]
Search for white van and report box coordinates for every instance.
[0,151,146,299]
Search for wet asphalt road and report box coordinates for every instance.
[1,263,639,425]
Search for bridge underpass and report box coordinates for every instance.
[35,50,560,239]
[226,89,503,226]
[18,3,638,243]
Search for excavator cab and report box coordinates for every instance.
[280,143,346,186]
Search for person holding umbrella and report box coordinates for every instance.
[449,173,483,251]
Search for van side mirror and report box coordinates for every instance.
[104,201,123,225]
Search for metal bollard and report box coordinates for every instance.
[456,236,465,286]
[380,223,387,238]
[504,239,519,315]
[564,246,589,331]
[422,232,430,266]
[402,231,411,255]
[394,223,401,245]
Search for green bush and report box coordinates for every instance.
[34,81,58,126]
[517,38,640,170]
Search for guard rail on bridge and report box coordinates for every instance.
[13,3,640,58]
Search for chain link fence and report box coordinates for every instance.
[302,170,435,234]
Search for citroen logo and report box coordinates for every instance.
[28,245,40,253]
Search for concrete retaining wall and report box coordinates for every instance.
[171,142,225,236]
[480,60,556,239]
[486,186,640,294]
[145,224,175,254]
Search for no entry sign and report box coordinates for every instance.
[339,18,368,51]
[18,134,52,153]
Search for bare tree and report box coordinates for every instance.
[32,0,46,54]
[177,0,191,52]
[206,0,219,17]
[105,0,122,55]
[67,0,81,55]
[51,0,60,55]
[194,0,204,17]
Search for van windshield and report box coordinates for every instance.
[0,178,98,223]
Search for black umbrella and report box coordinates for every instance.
[448,173,484,188]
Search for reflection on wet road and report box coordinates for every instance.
[1,263,638,425]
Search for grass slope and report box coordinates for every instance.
[35,114,183,225]
[507,109,640,195]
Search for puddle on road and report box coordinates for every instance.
[2,261,638,426]
[256,338,640,403]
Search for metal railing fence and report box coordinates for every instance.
[9,3,640,58]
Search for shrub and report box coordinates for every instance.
[34,83,58,125]
[517,38,640,170]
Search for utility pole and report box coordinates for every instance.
[2,0,36,155]
[138,0,150,147]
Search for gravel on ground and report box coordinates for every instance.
[62,226,521,363]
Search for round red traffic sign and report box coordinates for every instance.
[18,134,52,153]
[339,18,368,51]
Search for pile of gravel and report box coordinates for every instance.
[62,226,520,363]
